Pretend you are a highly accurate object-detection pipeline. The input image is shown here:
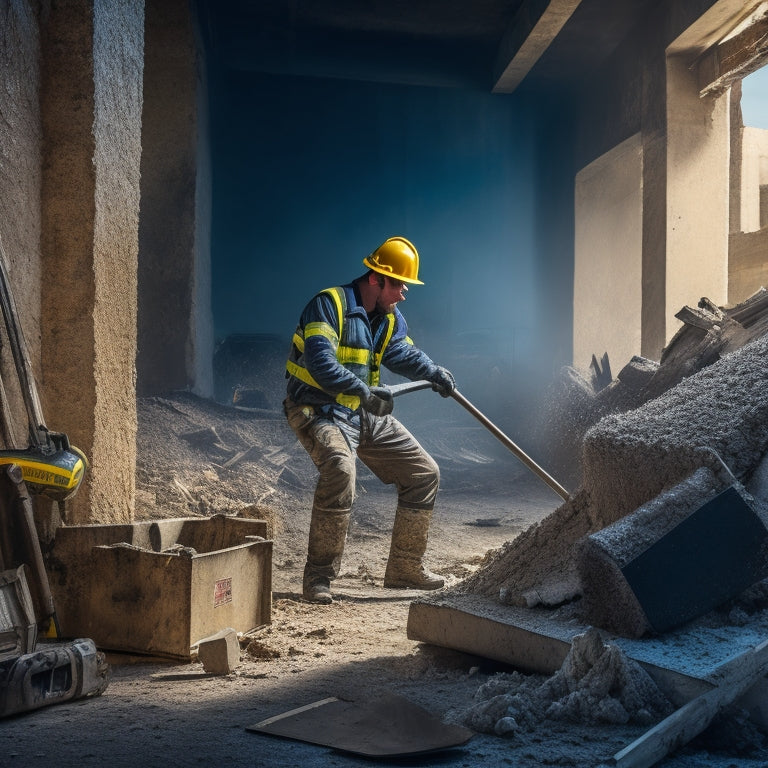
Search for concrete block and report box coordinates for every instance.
[196,627,239,675]
[577,468,768,637]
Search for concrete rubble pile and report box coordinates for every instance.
[454,290,768,635]
[532,289,768,491]
[433,291,768,752]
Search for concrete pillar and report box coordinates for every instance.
[40,0,144,524]
[137,0,213,398]
[639,131,667,360]
[639,44,668,362]
[665,53,730,340]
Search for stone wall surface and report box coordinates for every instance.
[0,1,43,439]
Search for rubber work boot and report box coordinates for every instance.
[383,506,444,590]
[302,509,351,604]
[303,576,332,605]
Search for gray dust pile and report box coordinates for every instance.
[461,628,673,735]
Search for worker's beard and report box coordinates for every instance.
[375,295,400,314]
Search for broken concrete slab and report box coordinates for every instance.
[407,593,768,711]
[577,467,768,637]
[534,293,768,498]
[196,627,239,675]
[612,638,768,768]
[473,332,768,613]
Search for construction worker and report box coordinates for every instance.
[284,236,456,604]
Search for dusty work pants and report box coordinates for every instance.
[284,398,440,589]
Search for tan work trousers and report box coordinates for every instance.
[284,398,440,585]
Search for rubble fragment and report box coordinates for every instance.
[532,290,768,489]
[578,468,768,637]
[196,627,240,675]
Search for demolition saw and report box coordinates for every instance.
[384,379,570,502]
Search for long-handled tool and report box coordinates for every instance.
[0,234,87,638]
[386,379,570,502]
[0,236,86,503]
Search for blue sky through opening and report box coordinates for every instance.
[742,66,768,129]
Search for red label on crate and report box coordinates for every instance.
[214,577,232,607]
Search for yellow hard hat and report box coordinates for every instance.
[363,236,424,285]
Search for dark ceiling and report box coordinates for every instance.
[198,0,662,93]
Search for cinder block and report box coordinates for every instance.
[196,627,239,675]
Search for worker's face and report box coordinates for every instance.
[376,276,408,313]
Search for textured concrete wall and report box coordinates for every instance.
[728,228,768,304]
[193,20,214,399]
[573,135,643,372]
[0,1,43,441]
[728,126,768,303]
[40,0,144,524]
[138,0,213,398]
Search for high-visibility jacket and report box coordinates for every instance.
[286,282,437,411]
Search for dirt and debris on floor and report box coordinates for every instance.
[462,627,675,735]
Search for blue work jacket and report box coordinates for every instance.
[286,281,437,411]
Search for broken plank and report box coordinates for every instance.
[612,638,768,768]
[222,445,260,469]
[674,305,723,331]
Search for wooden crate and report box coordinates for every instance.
[47,516,272,659]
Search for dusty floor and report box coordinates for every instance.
[2,392,768,767]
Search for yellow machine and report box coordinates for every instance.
[0,238,104,720]
[0,442,86,502]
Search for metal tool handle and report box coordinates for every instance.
[384,379,435,397]
[449,389,570,501]
[384,379,570,501]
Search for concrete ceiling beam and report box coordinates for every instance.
[696,6,768,96]
[492,0,582,93]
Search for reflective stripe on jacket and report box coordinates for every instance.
[286,282,437,411]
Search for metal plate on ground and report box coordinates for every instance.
[247,692,474,757]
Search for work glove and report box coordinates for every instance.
[361,386,394,416]
[430,366,455,398]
